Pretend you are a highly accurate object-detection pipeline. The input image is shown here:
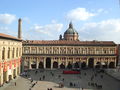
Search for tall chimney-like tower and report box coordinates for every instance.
[18,18,22,39]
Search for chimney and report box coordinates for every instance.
[18,18,22,39]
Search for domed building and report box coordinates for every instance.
[22,22,117,70]
[63,22,79,41]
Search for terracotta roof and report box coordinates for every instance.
[23,40,116,46]
[0,33,22,41]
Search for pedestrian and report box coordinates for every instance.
[39,77,41,80]
[62,78,64,81]
[74,83,76,87]
[31,79,33,83]
[82,87,84,90]
[14,82,16,86]
[101,75,103,78]
[58,75,61,78]
[43,75,45,80]
[88,82,90,86]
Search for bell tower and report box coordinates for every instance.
[18,18,22,39]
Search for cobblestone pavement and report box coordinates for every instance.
[1,69,120,90]
[105,69,120,80]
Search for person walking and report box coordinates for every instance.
[14,82,16,86]
[82,87,83,90]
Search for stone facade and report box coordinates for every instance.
[0,37,22,86]
[22,23,117,70]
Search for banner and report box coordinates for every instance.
[4,62,7,72]
[14,60,16,67]
[0,62,1,69]
[9,61,12,69]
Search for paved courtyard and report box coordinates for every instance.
[1,69,120,90]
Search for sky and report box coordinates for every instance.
[0,0,120,43]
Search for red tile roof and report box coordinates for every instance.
[23,40,116,46]
[0,33,22,41]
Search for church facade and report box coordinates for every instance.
[22,22,117,70]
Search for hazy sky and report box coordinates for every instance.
[0,0,120,43]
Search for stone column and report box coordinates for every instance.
[44,58,46,69]
[29,59,31,69]
[11,69,14,80]
[79,58,81,68]
[107,58,110,68]
[93,58,96,68]
[114,57,116,68]
[0,68,3,85]
[36,58,39,69]
[58,58,60,69]
[19,61,21,74]
[72,58,74,68]
[5,71,9,82]
[65,57,68,68]
[21,58,24,73]
[86,57,88,67]
[15,67,18,77]
[51,58,53,69]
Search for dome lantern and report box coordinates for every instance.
[63,22,79,41]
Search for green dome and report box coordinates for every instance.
[64,22,78,35]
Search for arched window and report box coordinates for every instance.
[16,48,18,57]
[19,48,21,56]
[12,48,15,58]
[8,48,10,59]
[2,47,5,60]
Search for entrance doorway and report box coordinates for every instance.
[81,62,86,68]
[109,62,115,68]
[60,63,65,69]
[53,61,58,68]
[13,69,16,78]
[46,57,51,68]
[9,75,12,81]
[31,64,36,69]
[102,62,108,68]
[67,62,72,69]
[74,62,80,68]
[88,58,94,68]
[39,62,44,68]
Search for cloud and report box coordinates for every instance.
[79,19,120,43]
[66,8,96,21]
[0,14,17,24]
[30,20,63,39]
[0,26,9,31]
[22,17,31,24]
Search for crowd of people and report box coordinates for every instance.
[20,68,106,90]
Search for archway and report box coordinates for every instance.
[102,62,108,68]
[31,63,36,69]
[74,62,80,68]
[81,62,86,69]
[88,58,94,68]
[39,62,44,68]
[46,57,51,68]
[53,61,58,68]
[67,62,72,69]
[60,63,65,69]
[109,62,115,68]
[95,62,101,69]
